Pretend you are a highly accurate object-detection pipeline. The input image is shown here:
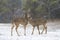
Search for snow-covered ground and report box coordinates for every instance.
[0,21,60,40]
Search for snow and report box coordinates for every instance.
[0,21,60,40]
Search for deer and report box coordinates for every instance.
[11,10,29,36]
[27,9,47,35]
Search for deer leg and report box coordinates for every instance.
[41,25,45,34]
[15,24,20,36]
[45,25,47,34]
[31,26,35,35]
[41,24,47,34]
[11,24,14,36]
[24,25,26,36]
[37,25,40,35]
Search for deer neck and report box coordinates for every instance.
[24,13,28,21]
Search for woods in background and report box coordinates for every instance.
[0,0,60,23]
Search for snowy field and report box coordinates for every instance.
[0,21,60,40]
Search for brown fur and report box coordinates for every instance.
[28,17,47,35]
[11,9,47,36]
[11,12,28,36]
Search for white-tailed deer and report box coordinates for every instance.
[11,10,28,36]
[27,12,47,35]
